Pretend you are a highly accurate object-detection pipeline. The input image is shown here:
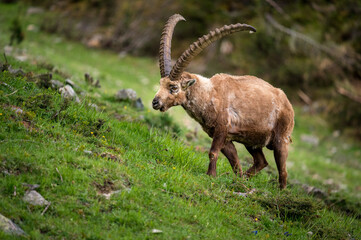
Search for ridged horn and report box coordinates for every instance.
[159,14,185,78]
[170,23,256,81]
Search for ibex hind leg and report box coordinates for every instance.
[245,147,268,177]
[221,141,243,177]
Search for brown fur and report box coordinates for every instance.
[152,72,294,189]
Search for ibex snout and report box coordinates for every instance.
[152,97,161,110]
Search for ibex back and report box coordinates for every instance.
[152,14,294,189]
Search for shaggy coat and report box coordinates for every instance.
[153,14,294,189]
[153,72,294,189]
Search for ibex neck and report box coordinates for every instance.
[182,74,216,126]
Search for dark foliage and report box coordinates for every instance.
[21,0,361,138]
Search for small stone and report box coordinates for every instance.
[65,79,76,88]
[151,229,163,234]
[115,89,137,101]
[50,80,64,89]
[332,130,340,138]
[233,188,256,197]
[26,24,38,32]
[220,40,233,55]
[88,103,99,111]
[300,134,319,146]
[10,106,24,114]
[8,67,25,77]
[101,190,122,200]
[134,98,144,110]
[26,7,44,15]
[84,150,93,155]
[59,85,80,103]
[0,213,27,236]
[15,55,28,62]
[23,190,49,206]
[4,45,13,56]
[87,34,104,48]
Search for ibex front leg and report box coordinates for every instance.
[221,141,243,177]
[207,130,227,177]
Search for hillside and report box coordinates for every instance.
[1,2,361,239]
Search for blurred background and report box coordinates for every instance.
[1,0,361,136]
[5,0,359,137]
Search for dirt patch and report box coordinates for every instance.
[93,179,115,194]
[100,152,121,162]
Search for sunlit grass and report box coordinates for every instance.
[0,2,360,239]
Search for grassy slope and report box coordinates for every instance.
[1,3,361,240]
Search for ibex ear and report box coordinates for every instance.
[182,79,196,90]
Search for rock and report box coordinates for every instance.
[86,34,104,48]
[302,184,327,199]
[8,67,25,77]
[65,79,77,88]
[0,213,27,236]
[15,55,28,62]
[4,45,13,56]
[26,6,44,15]
[134,98,144,110]
[118,51,127,58]
[26,24,38,32]
[220,40,233,55]
[23,190,49,206]
[10,106,24,114]
[50,80,64,89]
[151,229,163,234]
[59,85,80,103]
[233,188,256,197]
[115,89,137,101]
[300,134,319,146]
[101,190,122,200]
[88,103,99,111]
[84,150,93,155]
[332,130,340,138]
[330,147,337,155]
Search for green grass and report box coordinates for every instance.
[1,2,361,240]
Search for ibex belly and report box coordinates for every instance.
[226,105,276,148]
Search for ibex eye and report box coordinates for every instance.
[170,85,179,93]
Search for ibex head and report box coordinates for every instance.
[152,14,256,112]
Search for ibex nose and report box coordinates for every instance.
[152,97,160,109]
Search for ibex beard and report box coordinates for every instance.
[153,14,294,189]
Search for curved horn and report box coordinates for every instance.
[170,23,256,81]
[159,14,185,78]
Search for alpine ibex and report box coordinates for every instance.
[152,14,294,189]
